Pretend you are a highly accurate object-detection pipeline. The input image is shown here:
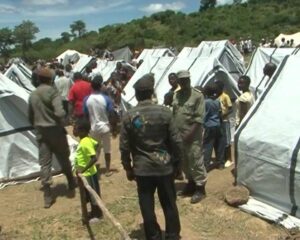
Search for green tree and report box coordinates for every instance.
[33,38,52,50]
[61,31,72,43]
[233,0,243,4]
[70,20,86,38]
[0,27,14,62]
[199,0,217,11]
[14,20,39,58]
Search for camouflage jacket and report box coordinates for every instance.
[120,100,182,176]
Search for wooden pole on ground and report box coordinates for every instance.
[77,174,131,240]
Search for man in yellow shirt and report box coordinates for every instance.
[216,80,233,167]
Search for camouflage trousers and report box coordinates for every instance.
[182,139,207,187]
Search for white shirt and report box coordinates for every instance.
[85,93,110,134]
[235,91,255,126]
[54,76,71,100]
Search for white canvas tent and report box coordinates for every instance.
[56,49,135,82]
[178,40,245,81]
[136,48,175,62]
[4,63,35,93]
[122,56,175,107]
[71,54,93,73]
[79,58,134,83]
[275,32,300,48]
[112,46,132,62]
[245,47,298,98]
[0,73,39,180]
[122,55,240,108]
[17,63,32,81]
[0,73,76,182]
[95,60,117,82]
[56,49,81,66]
[177,47,202,59]
[235,54,300,221]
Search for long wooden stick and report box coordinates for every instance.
[78,174,131,240]
[77,175,88,225]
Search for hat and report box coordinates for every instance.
[133,73,155,91]
[177,70,190,79]
[37,67,54,79]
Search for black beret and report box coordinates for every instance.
[133,73,155,91]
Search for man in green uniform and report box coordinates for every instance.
[120,73,182,240]
[28,68,76,208]
[172,70,207,204]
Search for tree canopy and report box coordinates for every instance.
[70,20,86,38]
[1,0,300,63]
[199,0,217,11]
[61,32,72,43]
[0,28,14,61]
[13,20,39,58]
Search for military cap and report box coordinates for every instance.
[177,70,190,79]
[37,67,54,79]
[133,73,155,91]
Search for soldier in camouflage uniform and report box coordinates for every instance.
[120,74,182,240]
[172,70,207,204]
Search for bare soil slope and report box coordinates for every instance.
[0,137,287,240]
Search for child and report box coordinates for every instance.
[203,83,225,171]
[215,80,233,168]
[73,118,103,222]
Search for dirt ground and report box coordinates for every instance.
[0,136,289,240]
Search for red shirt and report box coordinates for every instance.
[68,80,92,117]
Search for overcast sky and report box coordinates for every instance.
[0,0,237,40]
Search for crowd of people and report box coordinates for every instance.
[232,36,298,55]
[0,38,281,238]
[24,48,281,239]
[119,70,258,239]
[27,58,136,216]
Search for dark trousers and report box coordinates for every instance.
[37,126,73,186]
[85,173,102,218]
[203,126,225,168]
[62,100,69,116]
[136,175,181,240]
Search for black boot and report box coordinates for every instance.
[165,233,181,240]
[177,181,196,197]
[190,185,206,204]
[43,185,54,208]
[67,175,77,190]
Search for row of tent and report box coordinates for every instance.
[123,40,245,107]
[1,41,300,225]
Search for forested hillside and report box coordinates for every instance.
[1,0,300,62]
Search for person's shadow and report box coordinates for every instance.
[40,183,76,202]
[129,226,146,240]
[129,226,167,240]
[53,183,76,199]
[98,167,119,177]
